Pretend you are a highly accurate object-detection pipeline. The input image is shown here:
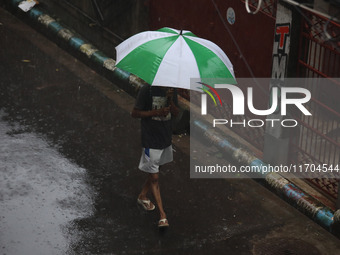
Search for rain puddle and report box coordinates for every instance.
[0,109,95,255]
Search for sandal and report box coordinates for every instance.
[158,218,169,228]
[137,198,155,211]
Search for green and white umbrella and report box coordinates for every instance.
[115,27,236,89]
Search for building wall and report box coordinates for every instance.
[148,0,276,78]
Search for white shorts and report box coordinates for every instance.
[138,145,173,173]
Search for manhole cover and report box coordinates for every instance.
[253,237,322,255]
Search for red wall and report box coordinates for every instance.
[148,0,276,78]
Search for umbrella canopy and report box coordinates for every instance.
[115,27,236,89]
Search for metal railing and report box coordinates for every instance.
[294,9,340,199]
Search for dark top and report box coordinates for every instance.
[134,85,174,149]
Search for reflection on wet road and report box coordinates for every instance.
[0,109,94,255]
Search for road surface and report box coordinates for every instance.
[0,7,339,255]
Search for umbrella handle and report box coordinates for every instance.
[245,0,262,14]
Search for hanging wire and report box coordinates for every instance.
[90,0,105,24]
[282,0,340,23]
[210,0,324,119]
[281,0,340,48]
[61,0,125,42]
[210,0,270,97]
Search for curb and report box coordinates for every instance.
[9,0,144,93]
[8,0,339,234]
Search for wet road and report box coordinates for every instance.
[1,7,340,255]
[0,109,95,254]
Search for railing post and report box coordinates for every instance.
[263,2,294,165]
